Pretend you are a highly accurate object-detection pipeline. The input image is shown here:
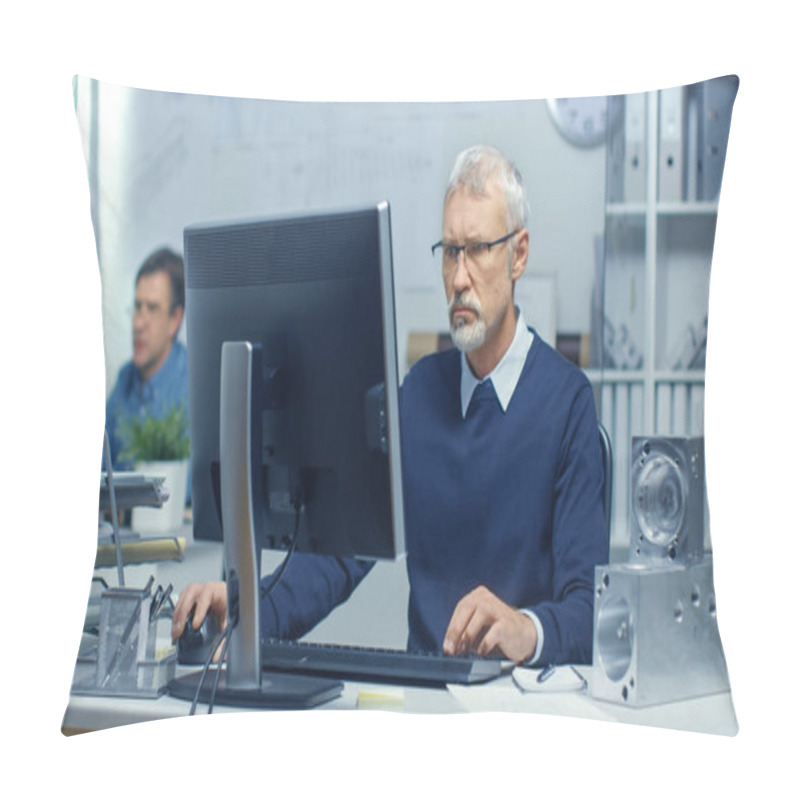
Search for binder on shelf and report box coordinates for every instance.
[623,93,646,203]
[606,95,626,204]
[698,75,738,202]
[658,87,685,203]
[685,84,700,202]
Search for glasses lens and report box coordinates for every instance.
[438,243,488,271]
[443,245,461,269]
[466,242,490,267]
[436,234,514,271]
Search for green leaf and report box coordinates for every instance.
[119,402,190,462]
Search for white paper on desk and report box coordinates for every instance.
[512,665,587,693]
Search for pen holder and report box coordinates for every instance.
[72,584,176,698]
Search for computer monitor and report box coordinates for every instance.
[185,200,405,560]
[172,201,405,707]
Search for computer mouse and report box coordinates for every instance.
[177,612,222,666]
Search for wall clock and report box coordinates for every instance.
[546,96,608,148]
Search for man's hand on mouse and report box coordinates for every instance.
[172,581,228,646]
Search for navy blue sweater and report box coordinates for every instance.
[261,332,608,665]
[402,335,607,664]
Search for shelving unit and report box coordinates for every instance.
[590,78,736,548]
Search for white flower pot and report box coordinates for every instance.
[131,459,189,534]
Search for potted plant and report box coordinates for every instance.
[120,403,191,534]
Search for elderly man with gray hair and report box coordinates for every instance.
[174,145,607,667]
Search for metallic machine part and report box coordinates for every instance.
[591,435,729,707]
[591,559,730,707]
[629,436,705,564]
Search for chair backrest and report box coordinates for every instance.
[598,422,613,544]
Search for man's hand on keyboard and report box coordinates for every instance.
[172,581,228,643]
[442,585,537,664]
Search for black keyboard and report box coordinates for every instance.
[260,638,513,686]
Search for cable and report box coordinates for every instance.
[102,430,125,587]
[188,626,227,716]
[190,501,303,713]
[260,502,302,599]
[194,504,298,713]
[207,622,235,714]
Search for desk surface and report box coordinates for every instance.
[62,669,461,733]
[62,666,737,737]
[75,535,737,737]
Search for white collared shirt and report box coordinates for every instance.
[460,307,534,417]
[457,307,544,664]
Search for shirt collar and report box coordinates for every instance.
[460,308,534,417]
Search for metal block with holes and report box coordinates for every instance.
[591,559,730,707]
[629,436,705,564]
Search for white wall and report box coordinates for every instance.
[75,79,606,394]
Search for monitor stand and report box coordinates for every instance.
[169,341,342,710]
[168,669,342,710]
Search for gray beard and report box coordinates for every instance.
[451,316,486,352]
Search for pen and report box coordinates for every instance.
[150,583,173,620]
[537,664,556,683]
[569,665,588,692]
[101,603,141,688]
[150,587,163,621]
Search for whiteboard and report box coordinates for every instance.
[76,80,606,390]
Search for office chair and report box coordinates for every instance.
[598,422,613,543]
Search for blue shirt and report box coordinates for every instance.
[104,340,190,501]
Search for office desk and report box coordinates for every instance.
[62,669,462,734]
[62,666,736,736]
[72,536,736,737]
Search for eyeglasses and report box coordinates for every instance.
[431,229,521,272]
[133,299,177,319]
